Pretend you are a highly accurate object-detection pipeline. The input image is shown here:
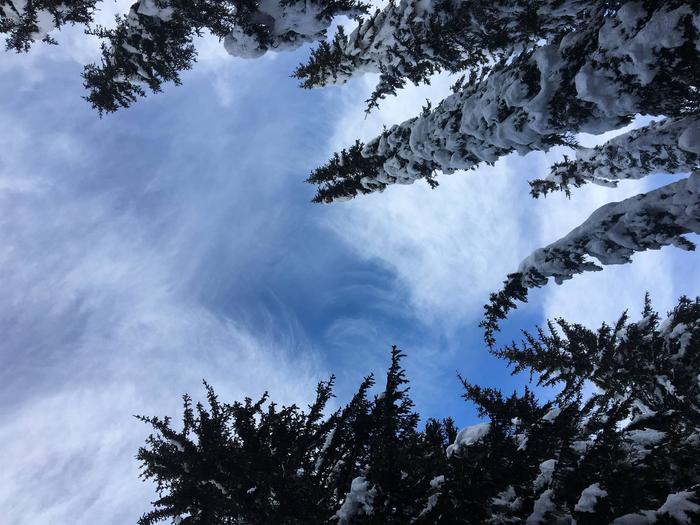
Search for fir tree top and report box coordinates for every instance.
[137,296,700,524]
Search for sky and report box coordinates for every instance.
[1,6,699,524]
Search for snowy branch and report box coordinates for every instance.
[294,0,592,110]
[83,0,368,113]
[483,172,700,346]
[0,0,96,51]
[531,116,700,197]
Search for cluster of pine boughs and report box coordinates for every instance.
[137,296,700,524]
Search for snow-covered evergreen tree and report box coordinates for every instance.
[306,1,698,342]
[0,0,96,51]
[83,0,368,113]
[482,172,700,347]
[488,294,700,524]
[294,0,593,111]
[138,298,700,524]
[309,1,699,202]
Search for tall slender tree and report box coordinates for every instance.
[482,171,700,347]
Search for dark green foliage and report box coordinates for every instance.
[83,0,242,114]
[480,271,533,349]
[307,140,388,203]
[293,24,353,88]
[138,297,700,524]
[0,0,96,51]
[82,0,369,114]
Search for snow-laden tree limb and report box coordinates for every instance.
[310,1,700,203]
[294,0,592,111]
[482,172,700,347]
[530,116,700,197]
[83,0,367,114]
[223,0,368,59]
[0,0,96,51]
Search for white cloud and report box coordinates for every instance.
[327,164,532,326]
[0,77,325,525]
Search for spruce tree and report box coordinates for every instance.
[308,1,699,203]
[0,0,96,51]
[137,296,700,524]
[304,1,698,340]
[82,0,368,114]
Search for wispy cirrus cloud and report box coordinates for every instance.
[0,44,332,525]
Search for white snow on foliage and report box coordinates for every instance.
[513,172,700,290]
[306,0,592,87]
[611,491,700,524]
[418,476,445,517]
[492,485,522,512]
[136,0,174,20]
[538,115,699,193]
[0,0,62,42]
[314,428,335,472]
[515,432,528,451]
[576,3,693,111]
[325,1,699,200]
[656,375,676,395]
[114,0,362,85]
[658,491,700,524]
[430,475,445,489]
[629,400,656,426]
[611,510,657,524]
[526,489,555,525]
[542,407,561,422]
[206,479,228,495]
[533,459,556,491]
[335,476,376,524]
[165,437,185,452]
[445,422,490,457]
[574,483,608,513]
[668,321,696,359]
[624,428,667,460]
[224,0,362,59]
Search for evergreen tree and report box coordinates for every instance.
[305,1,699,342]
[0,0,96,51]
[308,1,699,203]
[137,296,700,524]
[482,171,700,347]
[83,0,368,114]
[294,0,593,112]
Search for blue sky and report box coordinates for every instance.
[1,8,699,524]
